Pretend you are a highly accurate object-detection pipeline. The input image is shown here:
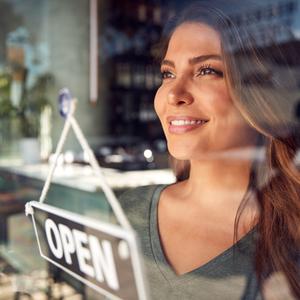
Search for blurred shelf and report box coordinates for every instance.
[1,163,175,192]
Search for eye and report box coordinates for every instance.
[161,70,175,80]
[197,65,223,77]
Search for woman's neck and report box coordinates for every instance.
[183,155,253,209]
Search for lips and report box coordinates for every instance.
[167,116,209,134]
[170,119,207,125]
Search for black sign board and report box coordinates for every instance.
[27,201,148,300]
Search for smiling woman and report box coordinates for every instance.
[155,22,258,161]
[120,1,300,299]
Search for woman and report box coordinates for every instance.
[120,1,300,299]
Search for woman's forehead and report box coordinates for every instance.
[166,22,222,59]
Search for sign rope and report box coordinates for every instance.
[34,88,132,231]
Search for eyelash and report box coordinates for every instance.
[161,70,174,80]
[196,64,223,77]
[160,64,223,80]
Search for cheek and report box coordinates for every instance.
[154,87,165,120]
[209,91,256,142]
[194,83,232,117]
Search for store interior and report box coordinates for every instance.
[0,0,299,299]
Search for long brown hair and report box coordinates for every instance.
[159,1,300,297]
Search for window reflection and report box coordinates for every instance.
[0,0,299,299]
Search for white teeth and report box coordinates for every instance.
[171,120,185,125]
[170,119,207,126]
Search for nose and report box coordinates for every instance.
[167,81,194,106]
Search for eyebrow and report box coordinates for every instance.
[161,54,222,67]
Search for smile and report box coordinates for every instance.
[170,120,207,125]
[167,117,209,134]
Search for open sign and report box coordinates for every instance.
[27,201,148,300]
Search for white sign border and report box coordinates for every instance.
[28,201,148,300]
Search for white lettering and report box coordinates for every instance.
[89,236,120,290]
[58,223,75,265]
[45,218,63,259]
[44,219,121,291]
[72,229,94,278]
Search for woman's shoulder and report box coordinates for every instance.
[118,184,167,229]
[118,184,167,213]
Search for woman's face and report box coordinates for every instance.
[154,22,257,160]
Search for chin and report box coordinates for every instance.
[167,143,207,161]
[169,152,191,161]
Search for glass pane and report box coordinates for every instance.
[0,0,299,299]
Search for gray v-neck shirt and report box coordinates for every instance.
[119,184,262,300]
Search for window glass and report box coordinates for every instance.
[0,1,299,299]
